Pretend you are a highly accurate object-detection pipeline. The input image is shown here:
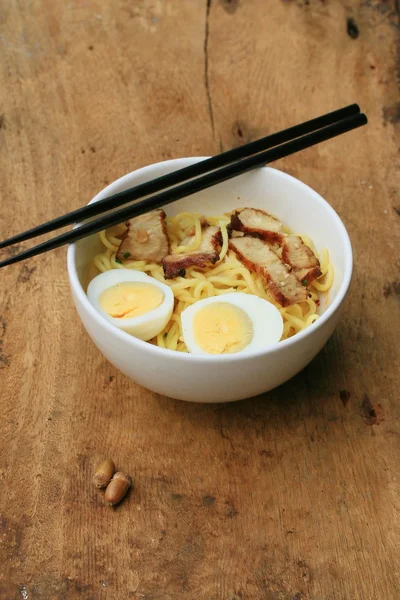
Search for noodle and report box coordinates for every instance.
[219,224,229,261]
[89,211,334,352]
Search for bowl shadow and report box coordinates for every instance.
[157,332,345,447]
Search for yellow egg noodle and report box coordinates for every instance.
[90,212,334,352]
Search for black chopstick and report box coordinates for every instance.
[0,104,360,250]
[0,112,367,269]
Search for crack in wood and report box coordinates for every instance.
[0,319,9,368]
[204,0,215,136]
[219,423,235,451]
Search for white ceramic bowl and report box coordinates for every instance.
[67,158,352,403]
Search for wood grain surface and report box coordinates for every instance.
[1,1,399,599]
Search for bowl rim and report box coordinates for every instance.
[67,157,353,363]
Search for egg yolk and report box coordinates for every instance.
[193,302,253,354]
[99,282,164,319]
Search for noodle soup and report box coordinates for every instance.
[88,208,334,353]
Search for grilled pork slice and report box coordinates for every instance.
[230,208,321,284]
[228,236,308,306]
[282,234,321,284]
[229,208,284,242]
[116,209,170,263]
[163,226,222,279]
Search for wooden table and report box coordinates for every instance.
[1,1,399,598]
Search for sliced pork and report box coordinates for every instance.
[228,235,308,306]
[116,209,170,263]
[229,208,284,242]
[163,226,222,279]
[282,234,321,284]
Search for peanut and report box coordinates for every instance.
[93,459,115,489]
[105,472,132,506]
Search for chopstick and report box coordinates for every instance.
[0,111,367,269]
[0,104,360,250]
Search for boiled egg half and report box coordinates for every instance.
[87,269,174,341]
[181,293,283,355]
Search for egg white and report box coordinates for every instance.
[87,269,174,341]
[181,293,284,355]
